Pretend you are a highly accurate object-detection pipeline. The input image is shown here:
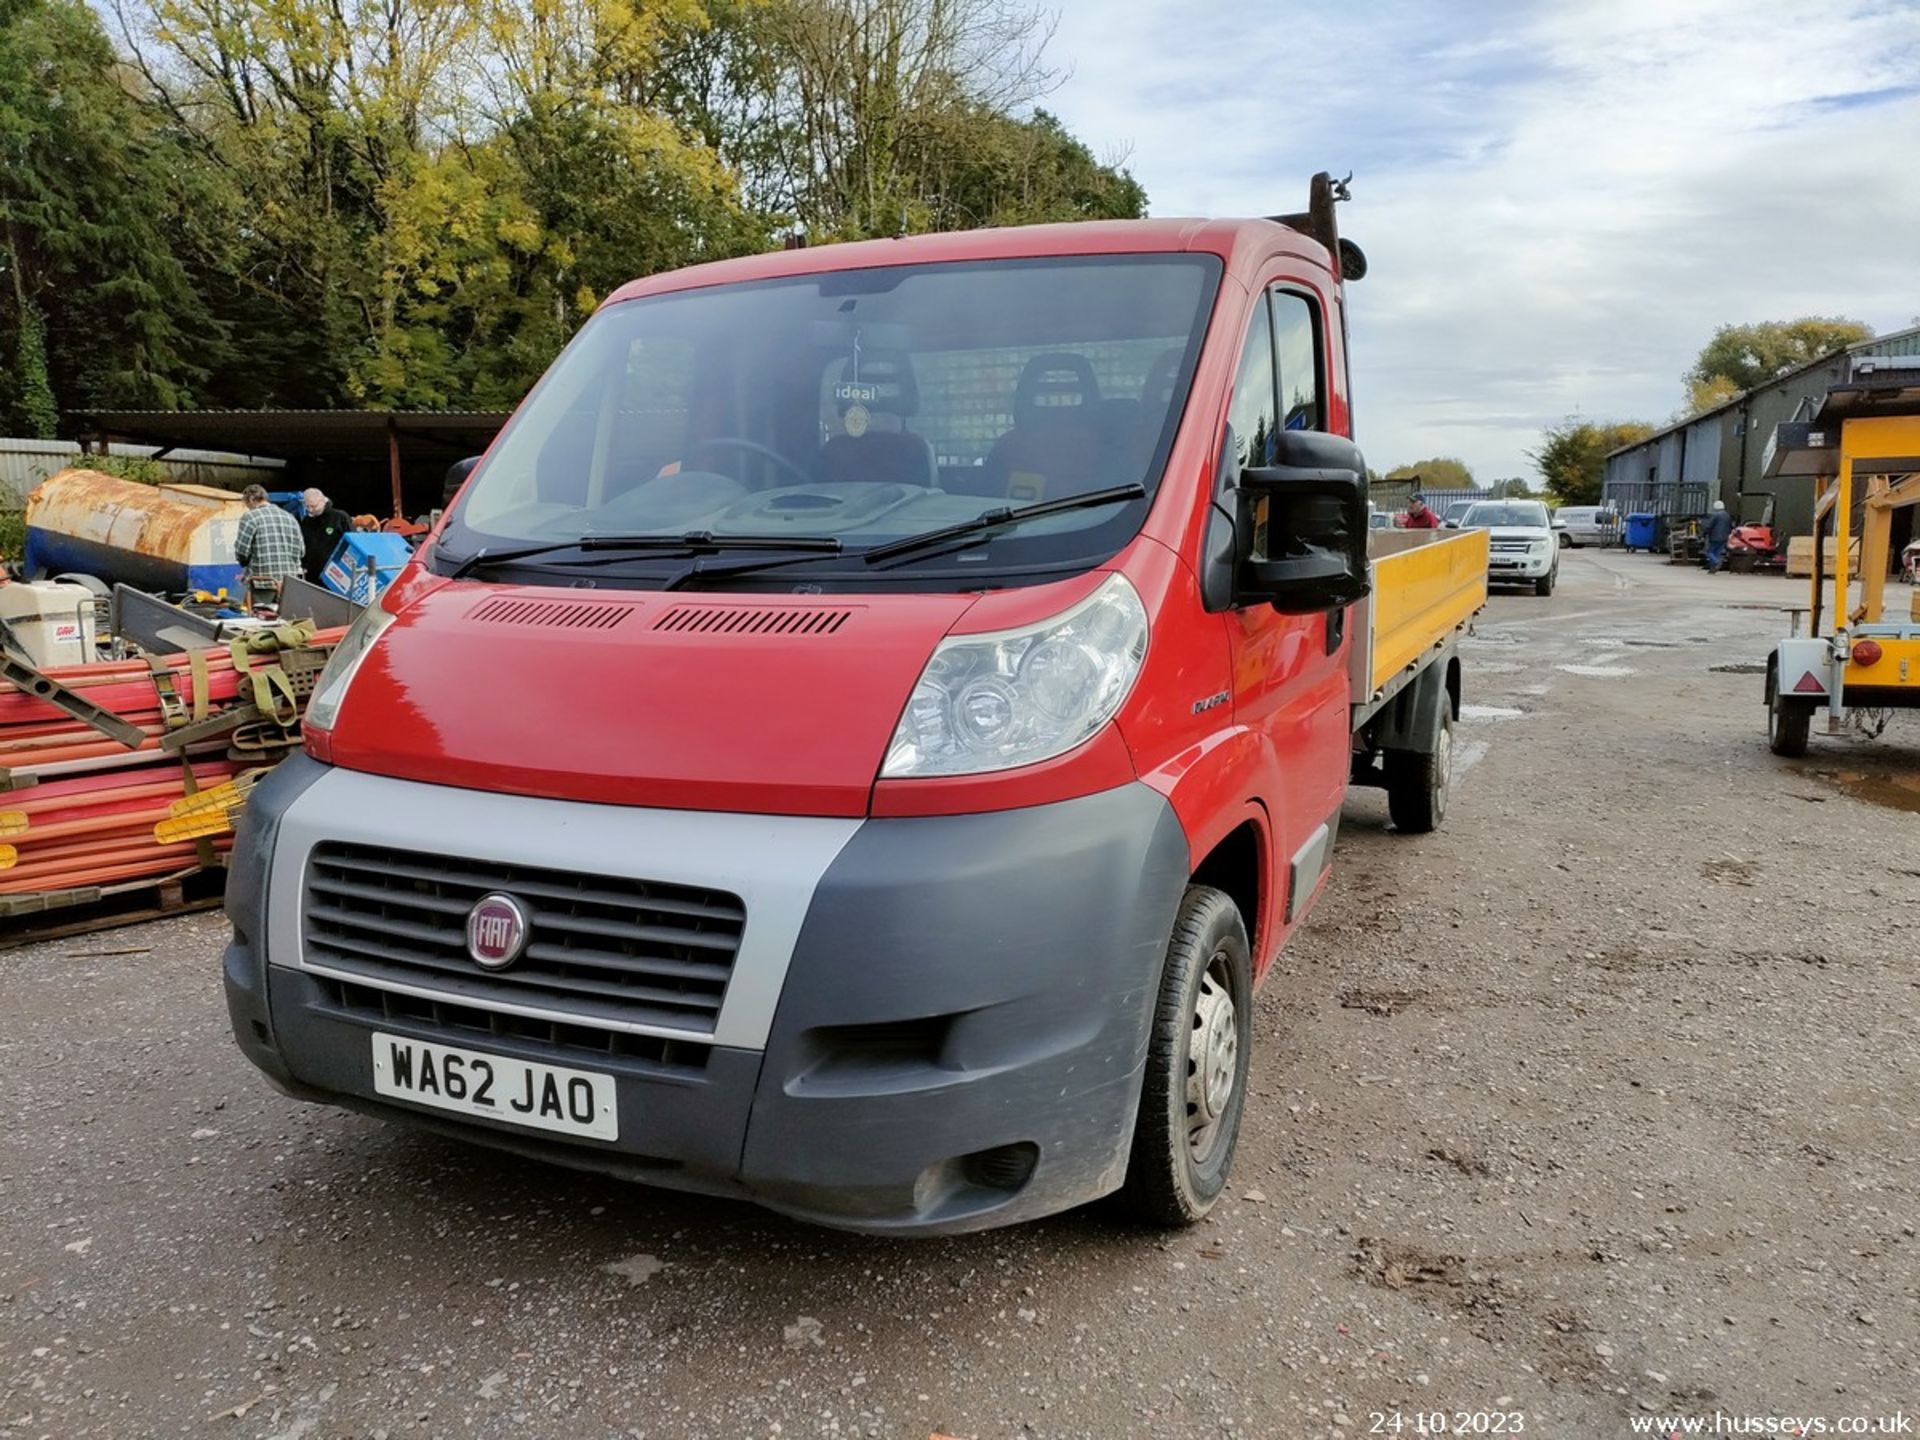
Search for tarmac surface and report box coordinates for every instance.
[3,549,1917,1439]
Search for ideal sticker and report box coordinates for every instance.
[833,381,880,404]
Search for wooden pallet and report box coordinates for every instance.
[0,866,227,950]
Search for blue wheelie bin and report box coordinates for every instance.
[1624,512,1657,552]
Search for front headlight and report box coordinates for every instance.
[882,573,1149,778]
[303,602,396,733]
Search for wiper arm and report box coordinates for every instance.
[661,542,847,591]
[860,483,1148,565]
[441,532,842,579]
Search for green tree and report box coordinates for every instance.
[1385,456,1474,491]
[62,0,1141,421]
[1683,317,1873,413]
[659,0,1140,240]
[1529,419,1653,506]
[0,0,217,432]
[925,107,1143,228]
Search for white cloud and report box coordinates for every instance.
[1043,0,1920,478]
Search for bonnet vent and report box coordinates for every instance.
[469,597,635,630]
[652,606,852,636]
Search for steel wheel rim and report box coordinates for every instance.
[1186,954,1239,1165]
[1433,719,1453,818]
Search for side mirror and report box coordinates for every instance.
[1232,431,1370,613]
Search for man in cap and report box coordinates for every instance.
[1702,500,1733,573]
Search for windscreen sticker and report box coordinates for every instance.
[1008,471,1046,503]
[833,381,880,404]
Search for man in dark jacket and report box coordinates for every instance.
[299,488,352,582]
[1702,500,1734,572]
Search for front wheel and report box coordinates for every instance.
[1120,886,1253,1227]
[1767,667,1813,757]
[1535,567,1556,596]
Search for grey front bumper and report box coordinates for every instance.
[224,756,1191,1234]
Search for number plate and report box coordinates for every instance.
[370,1032,618,1141]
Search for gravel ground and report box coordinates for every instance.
[3,550,1916,1440]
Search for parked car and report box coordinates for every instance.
[1554,505,1617,548]
[1463,500,1559,594]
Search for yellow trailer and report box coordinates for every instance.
[1761,355,1920,755]
[1344,526,1490,830]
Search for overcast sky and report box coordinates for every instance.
[1043,0,1920,481]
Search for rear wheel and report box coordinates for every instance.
[1767,666,1813,757]
[1386,706,1453,834]
[1120,886,1253,1227]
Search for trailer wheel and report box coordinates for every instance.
[1766,665,1813,757]
[1120,885,1252,1227]
[1386,707,1452,833]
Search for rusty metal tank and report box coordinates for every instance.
[23,468,248,595]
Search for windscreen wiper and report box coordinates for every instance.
[442,532,842,579]
[661,543,847,591]
[860,483,1148,566]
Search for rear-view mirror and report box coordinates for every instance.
[1232,430,1370,614]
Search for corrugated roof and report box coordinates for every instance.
[1605,322,1920,458]
[65,409,509,464]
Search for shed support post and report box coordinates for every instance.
[387,418,403,521]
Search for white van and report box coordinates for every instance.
[1554,506,1616,547]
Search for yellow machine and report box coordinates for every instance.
[1762,355,1920,755]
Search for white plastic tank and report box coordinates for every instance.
[0,579,100,668]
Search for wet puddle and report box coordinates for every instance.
[1811,767,1920,814]
[1461,704,1524,720]
[1556,663,1636,677]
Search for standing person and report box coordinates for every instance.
[1702,500,1733,573]
[299,487,352,582]
[1404,494,1442,529]
[233,484,304,599]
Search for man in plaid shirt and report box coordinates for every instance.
[233,485,305,593]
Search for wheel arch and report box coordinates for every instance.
[1190,817,1264,960]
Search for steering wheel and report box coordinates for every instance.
[682,437,813,490]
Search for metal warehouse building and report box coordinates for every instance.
[1604,323,1920,541]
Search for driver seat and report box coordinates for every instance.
[816,351,937,488]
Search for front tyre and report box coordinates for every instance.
[1120,886,1253,1226]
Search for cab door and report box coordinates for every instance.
[1221,278,1353,967]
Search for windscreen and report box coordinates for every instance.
[1464,502,1550,527]
[441,254,1221,588]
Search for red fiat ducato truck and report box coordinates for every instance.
[224,175,1488,1235]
